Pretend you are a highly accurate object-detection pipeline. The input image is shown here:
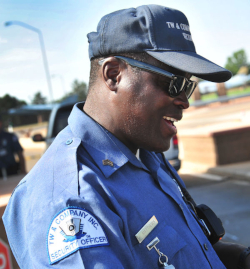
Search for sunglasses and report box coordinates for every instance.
[99,56,197,99]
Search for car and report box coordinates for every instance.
[162,134,181,171]
[33,101,181,171]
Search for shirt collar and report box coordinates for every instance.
[68,103,148,178]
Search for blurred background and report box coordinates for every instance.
[0,0,250,268]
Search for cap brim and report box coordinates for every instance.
[146,50,232,83]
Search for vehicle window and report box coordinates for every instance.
[52,109,72,137]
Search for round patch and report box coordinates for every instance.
[47,207,109,264]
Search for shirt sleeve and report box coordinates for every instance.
[48,170,136,268]
[46,201,135,268]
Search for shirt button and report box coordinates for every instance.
[66,139,73,145]
[204,243,208,251]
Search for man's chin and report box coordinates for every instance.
[145,143,171,153]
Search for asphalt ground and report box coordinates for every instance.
[180,173,250,246]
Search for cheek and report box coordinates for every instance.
[117,73,172,131]
[124,94,169,133]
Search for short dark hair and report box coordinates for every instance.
[88,52,152,91]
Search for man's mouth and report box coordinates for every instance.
[163,116,179,128]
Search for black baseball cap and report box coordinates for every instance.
[88,5,232,83]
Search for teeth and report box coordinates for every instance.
[163,116,178,122]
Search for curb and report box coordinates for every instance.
[179,160,250,181]
[207,167,250,181]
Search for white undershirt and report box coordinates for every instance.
[135,149,140,160]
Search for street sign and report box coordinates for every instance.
[0,239,12,269]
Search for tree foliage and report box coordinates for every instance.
[0,94,27,113]
[225,49,249,75]
[71,80,88,101]
[0,94,27,126]
[31,91,47,104]
[56,80,88,103]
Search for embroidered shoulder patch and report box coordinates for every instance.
[47,207,109,264]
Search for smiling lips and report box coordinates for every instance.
[163,116,179,130]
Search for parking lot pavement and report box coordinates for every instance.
[179,172,227,188]
[0,175,23,215]
[208,161,250,181]
[180,172,250,246]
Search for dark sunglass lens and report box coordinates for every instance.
[185,82,197,99]
[170,77,186,97]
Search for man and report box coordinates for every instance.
[0,116,26,178]
[3,4,250,269]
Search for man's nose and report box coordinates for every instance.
[173,91,190,109]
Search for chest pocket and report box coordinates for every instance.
[132,221,187,269]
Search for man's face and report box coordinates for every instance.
[112,56,190,153]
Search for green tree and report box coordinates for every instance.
[0,94,26,113]
[56,80,87,103]
[31,91,47,104]
[225,49,249,75]
[71,80,88,101]
[0,94,27,126]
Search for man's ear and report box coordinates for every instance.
[101,57,123,91]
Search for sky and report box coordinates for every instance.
[0,0,249,103]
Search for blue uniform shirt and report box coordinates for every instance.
[3,103,226,268]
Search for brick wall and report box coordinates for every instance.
[180,126,250,166]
